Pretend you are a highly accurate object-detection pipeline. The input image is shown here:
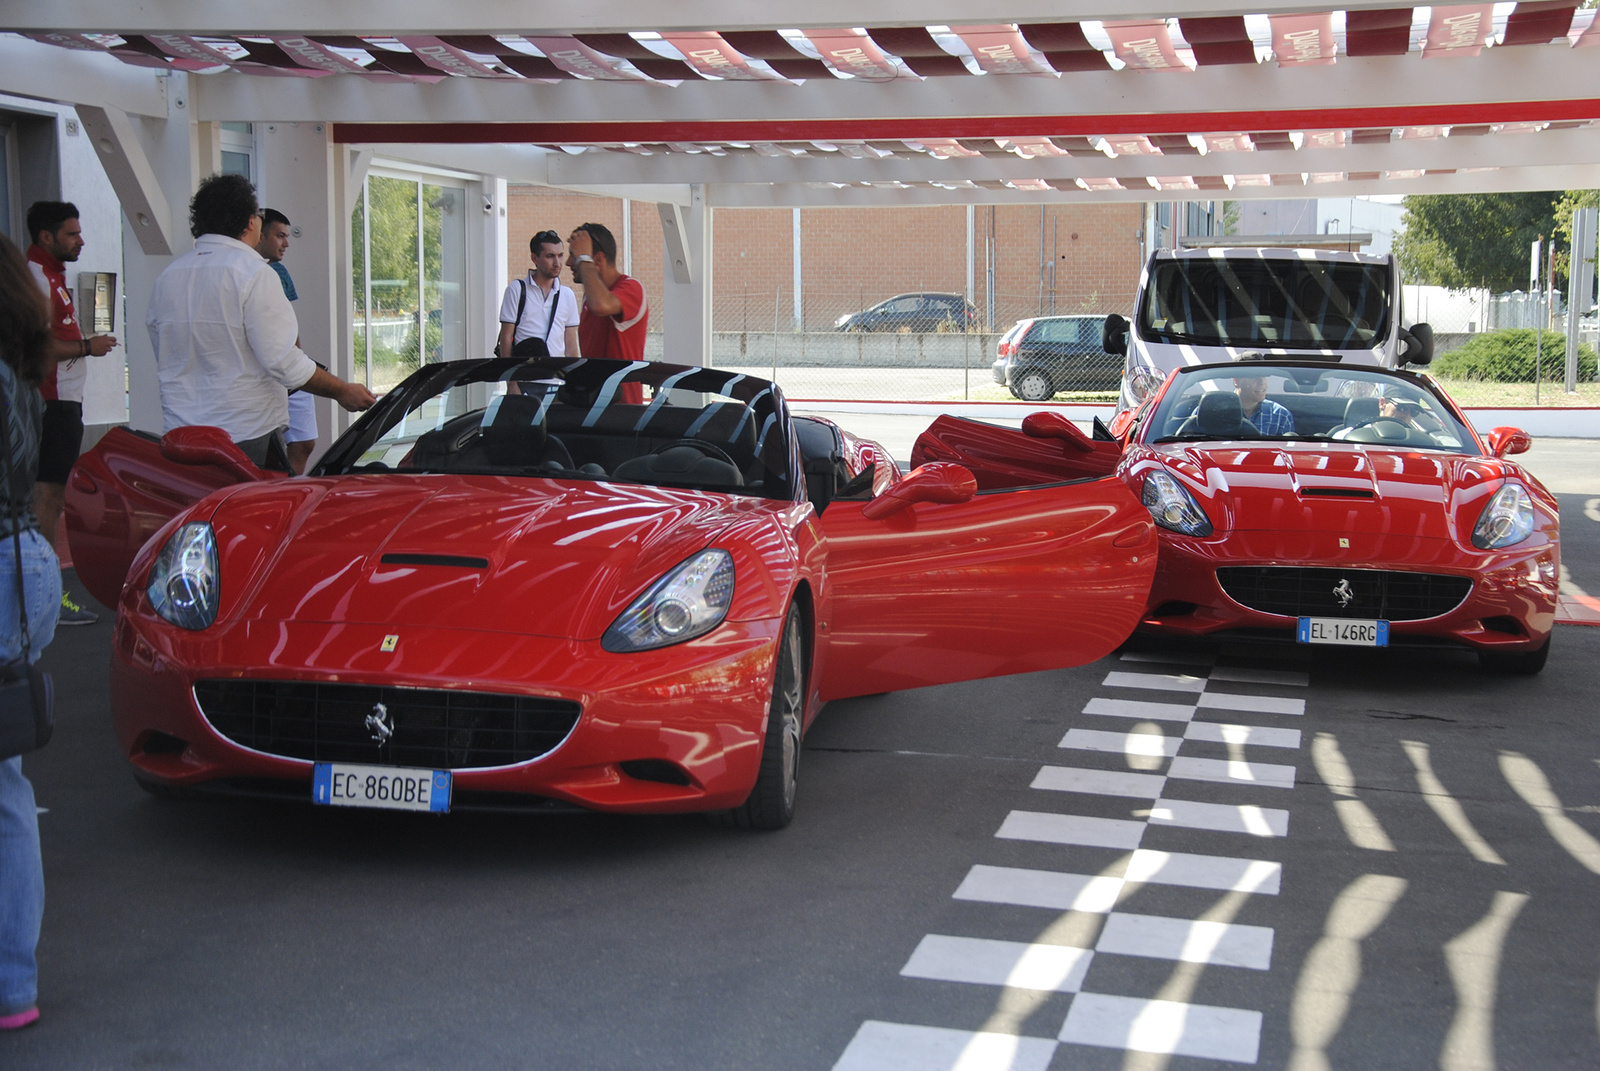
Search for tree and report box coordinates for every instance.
[1392,192,1564,292]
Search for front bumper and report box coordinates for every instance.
[112,612,784,813]
[1138,530,1557,654]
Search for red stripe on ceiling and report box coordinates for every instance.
[331,99,1600,144]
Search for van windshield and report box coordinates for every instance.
[1138,256,1392,351]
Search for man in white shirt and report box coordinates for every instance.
[147,174,375,468]
[497,229,581,359]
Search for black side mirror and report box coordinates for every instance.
[1103,314,1129,356]
[1400,322,1434,366]
[803,457,835,515]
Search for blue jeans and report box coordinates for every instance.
[0,528,60,1014]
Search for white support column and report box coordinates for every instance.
[657,184,710,367]
[255,120,343,445]
[114,75,198,435]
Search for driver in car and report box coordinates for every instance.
[1379,391,1443,433]
[1234,374,1295,435]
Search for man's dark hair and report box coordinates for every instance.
[530,229,561,257]
[26,201,79,245]
[189,173,259,240]
[577,222,618,265]
[260,207,291,230]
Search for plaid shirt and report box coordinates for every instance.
[1247,398,1296,435]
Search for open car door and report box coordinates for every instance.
[65,426,277,608]
[911,412,1122,490]
[815,459,1155,700]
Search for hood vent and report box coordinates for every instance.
[380,553,490,569]
[1300,487,1375,499]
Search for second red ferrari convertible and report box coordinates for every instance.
[914,361,1558,674]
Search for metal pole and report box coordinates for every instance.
[1533,237,1543,406]
[361,178,372,389]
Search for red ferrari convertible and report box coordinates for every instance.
[914,361,1559,674]
[67,358,1157,826]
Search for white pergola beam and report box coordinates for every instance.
[0,2,1449,34]
[182,45,1600,129]
[0,34,169,117]
[707,165,1600,208]
[355,141,694,204]
[73,103,175,254]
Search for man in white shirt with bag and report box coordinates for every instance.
[497,229,581,359]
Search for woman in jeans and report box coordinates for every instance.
[0,232,60,1032]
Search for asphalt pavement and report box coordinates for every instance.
[3,463,1598,1070]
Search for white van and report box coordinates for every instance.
[1103,246,1434,410]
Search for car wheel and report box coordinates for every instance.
[719,604,805,829]
[1478,635,1550,675]
[1014,369,1056,402]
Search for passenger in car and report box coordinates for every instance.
[1234,373,1295,435]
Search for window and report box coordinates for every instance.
[219,122,253,182]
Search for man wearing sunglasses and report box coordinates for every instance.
[497,230,581,359]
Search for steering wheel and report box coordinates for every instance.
[652,438,738,466]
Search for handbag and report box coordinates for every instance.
[0,373,54,761]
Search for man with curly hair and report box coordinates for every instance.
[146,174,375,469]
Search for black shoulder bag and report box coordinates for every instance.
[510,283,561,359]
[0,375,54,761]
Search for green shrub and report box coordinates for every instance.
[1432,328,1597,382]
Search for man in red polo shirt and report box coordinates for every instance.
[25,201,119,625]
[568,223,648,402]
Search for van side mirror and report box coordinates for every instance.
[1102,314,1129,356]
[861,463,977,520]
[1400,322,1434,366]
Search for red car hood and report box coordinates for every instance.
[202,476,765,639]
[1153,443,1515,539]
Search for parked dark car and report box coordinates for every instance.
[834,292,978,333]
[991,315,1123,400]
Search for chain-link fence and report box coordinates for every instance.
[1406,285,1599,407]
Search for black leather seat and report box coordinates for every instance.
[1173,390,1259,439]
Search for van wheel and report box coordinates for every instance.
[1013,370,1056,402]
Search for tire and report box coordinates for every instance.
[1013,369,1056,402]
[718,604,806,830]
[1479,635,1550,676]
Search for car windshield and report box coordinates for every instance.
[317,358,797,500]
[1146,365,1475,454]
[1139,255,1392,350]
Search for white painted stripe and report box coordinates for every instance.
[1209,665,1309,687]
[1120,650,1215,667]
[1032,766,1165,799]
[1083,697,1197,723]
[1197,691,1307,716]
[997,810,1147,849]
[1148,798,1290,837]
[1102,671,1208,694]
[1184,721,1302,750]
[1168,756,1298,790]
[902,934,1095,993]
[833,1021,1058,1071]
[1060,728,1180,758]
[1059,993,1262,1064]
[953,865,1126,913]
[1096,912,1275,970]
[1125,849,1282,895]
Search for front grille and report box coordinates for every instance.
[1216,567,1472,621]
[194,680,582,769]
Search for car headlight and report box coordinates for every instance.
[1127,368,1163,404]
[1471,483,1534,549]
[147,522,219,630]
[602,549,735,653]
[1142,470,1214,537]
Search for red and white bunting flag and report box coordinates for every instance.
[1269,12,1336,66]
[915,139,983,158]
[661,33,779,79]
[1231,173,1271,186]
[1102,21,1190,71]
[522,37,645,80]
[1574,9,1600,46]
[1302,129,1347,149]
[26,32,105,52]
[1079,177,1122,191]
[949,25,1055,75]
[268,36,374,76]
[1425,5,1494,57]
[1202,133,1255,153]
[1103,135,1160,156]
[398,36,516,78]
[803,30,904,81]
[143,34,237,71]
[1003,137,1067,158]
